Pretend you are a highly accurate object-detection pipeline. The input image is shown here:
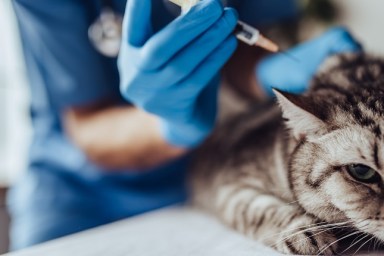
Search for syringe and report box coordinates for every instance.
[168,0,279,52]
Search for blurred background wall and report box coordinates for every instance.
[337,0,384,55]
[0,1,29,252]
[0,0,31,187]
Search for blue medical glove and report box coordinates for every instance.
[257,27,362,95]
[118,0,238,148]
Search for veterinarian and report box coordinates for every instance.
[8,0,361,250]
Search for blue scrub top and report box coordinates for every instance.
[9,0,298,249]
[11,0,191,221]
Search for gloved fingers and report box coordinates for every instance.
[119,69,158,103]
[153,36,236,109]
[192,76,220,133]
[326,27,362,54]
[180,35,237,93]
[159,76,221,148]
[159,118,207,147]
[160,8,238,84]
[285,27,361,62]
[123,0,153,47]
[138,0,224,71]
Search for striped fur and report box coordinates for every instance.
[190,53,384,255]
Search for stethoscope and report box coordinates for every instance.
[88,0,239,57]
[88,0,123,57]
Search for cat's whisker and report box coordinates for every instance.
[317,230,363,255]
[270,221,354,247]
[373,236,383,252]
[284,223,353,249]
[265,217,367,251]
[353,235,376,255]
[374,235,383,250]
[284,219,354,236]
[351,231,369,244]
[368,235,378,252]
[340,232,370,254]
[315,222,370,255]
[276,223,350,243]
[259,221,331,241]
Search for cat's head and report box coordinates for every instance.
[275,53,384,240]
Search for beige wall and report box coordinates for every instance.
[0,0,31,186]
[335,0,384,54]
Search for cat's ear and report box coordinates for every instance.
[273,89,327,140]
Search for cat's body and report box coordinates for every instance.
[191,53,384,255]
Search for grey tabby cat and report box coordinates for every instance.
[191,52,384,255]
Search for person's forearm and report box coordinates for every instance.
[64,105,186,170]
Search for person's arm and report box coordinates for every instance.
[64,103,185,170]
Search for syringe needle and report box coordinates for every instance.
[278,50,300,63]
[254,34,279,53]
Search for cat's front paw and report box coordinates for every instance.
[273,216,338,255]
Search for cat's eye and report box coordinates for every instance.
[346,164,381,183]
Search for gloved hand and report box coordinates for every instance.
[257,27,362,95]
[118,0,238,148]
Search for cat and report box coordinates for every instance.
[190,52,384,255]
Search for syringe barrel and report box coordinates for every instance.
[234,21,260,46]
